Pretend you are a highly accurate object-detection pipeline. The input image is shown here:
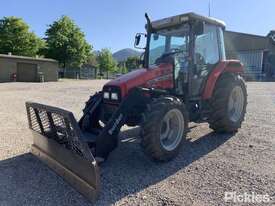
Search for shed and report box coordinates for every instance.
[224,31,275,80]
[0,54,58,82]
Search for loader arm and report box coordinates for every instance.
[94,87,150,158]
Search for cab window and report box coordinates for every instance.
[195,24,219,65]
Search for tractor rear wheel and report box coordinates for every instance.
[208,75,247,133]
[140,97,188,162]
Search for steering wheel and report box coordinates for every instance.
[155,53,174,65]
[155,48,186,65]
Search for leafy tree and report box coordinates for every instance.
[44,16,91,68]
[0,16,44,56]
[83,52,99,71]
[125,56,140,71]
[119,64,128,74]
[83,52,99,78]
[86,52,99,68]
[97,48,117,78]
[116,62,128,74]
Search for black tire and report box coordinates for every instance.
[79,92,102,132]
[140,97,189,162]
[208,74,247,133]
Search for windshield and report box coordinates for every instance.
[148,24,189,66]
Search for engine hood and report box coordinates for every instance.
[104,63,173,97]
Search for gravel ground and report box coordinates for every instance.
[0,80,274,206]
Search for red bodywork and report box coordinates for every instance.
[104,63,174,97]
[105,60,243,100]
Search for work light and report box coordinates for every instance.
[111,93,118,100]
[103,92,109,99]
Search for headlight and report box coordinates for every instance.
[111,93,118,100]
[103,92,109,99]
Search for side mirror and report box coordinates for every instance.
[194,21,204,35]
[134,33,147,49]
[135,34,141,46]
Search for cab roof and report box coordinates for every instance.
[151,12,226,30]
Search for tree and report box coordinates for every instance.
[44,16,91,68]
[83,52,99,78]
[118,63,128,74]
[97,48,117,78]
[125,56,140,71]
[0,16,44,56]
[86,52,99,68]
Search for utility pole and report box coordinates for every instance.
[208,0,211,17]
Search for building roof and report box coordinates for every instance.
[0,54,58,63]
[225,30,267,39]
[151,12,226,30]
[224,30,269,52]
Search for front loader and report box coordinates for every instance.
[26,12,247,202]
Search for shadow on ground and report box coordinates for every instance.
[0,127,233,206]
[0,153,91,206]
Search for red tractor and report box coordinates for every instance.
[26,12,247,202]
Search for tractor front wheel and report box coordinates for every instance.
[208,75,247,133]
[140,97,188,162]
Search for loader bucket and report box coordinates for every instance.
[25,102,100,203]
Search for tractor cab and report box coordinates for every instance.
[135,12,226,97]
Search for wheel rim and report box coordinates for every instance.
[228,86,245,122]
[160,109,184,151]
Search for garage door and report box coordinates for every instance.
[17,63,37,82]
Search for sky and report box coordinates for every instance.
[1,0,275,52]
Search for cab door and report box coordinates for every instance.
[190,24,224,97]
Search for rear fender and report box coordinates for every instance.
[202,60,244,100]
